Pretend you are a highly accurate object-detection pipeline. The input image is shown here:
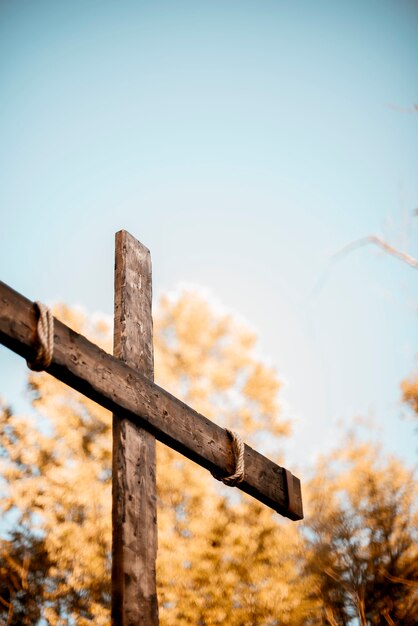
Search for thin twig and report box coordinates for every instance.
[324,606,339,626]
[387,103,418,114]
[0,596,11,609]
[333,235,418,269]
[381,569,418,588]
[6,599,13,626]
[308,232,418,300]
[382,609,396,626]
[356,591,367,626]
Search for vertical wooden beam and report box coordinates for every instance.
[112,230,159,625]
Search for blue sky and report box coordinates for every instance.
[1,0,417,472]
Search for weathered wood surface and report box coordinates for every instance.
[112,231,158,625]
[0,279,303,520]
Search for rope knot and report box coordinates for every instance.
[212,429,245,487]
[27,301,54,371]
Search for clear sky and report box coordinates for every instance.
[1,0,417,472]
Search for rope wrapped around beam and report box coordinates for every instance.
[212,429,245,486]
[27,301,54,371]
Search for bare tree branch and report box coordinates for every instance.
[324,606,339,626]
[381,569,418,589]
[309,231,417,300]
[333,235,418,269]
[382,608,397,626]
[387,103,418,114]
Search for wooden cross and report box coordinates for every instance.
[0,230,303,625]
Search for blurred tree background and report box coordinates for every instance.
[0,291,417,625]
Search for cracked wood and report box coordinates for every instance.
[0,279,303,521]
[112,230,158,625]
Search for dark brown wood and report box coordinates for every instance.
[0,279,303,520]
[112,231,158,625]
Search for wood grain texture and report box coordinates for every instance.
[0,279,303,520]
[112,231,158,625]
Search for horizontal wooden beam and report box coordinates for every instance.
[0,280,303,520]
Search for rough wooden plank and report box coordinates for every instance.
[0,279,303,520]
[112,231,158,625]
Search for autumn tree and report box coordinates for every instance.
[0,290,297,624]
[153,291,310,624]
[301,432,418,626]
[0,525,50,625]
[1,290,417,625]
[0,304,113,625]
[402,372,418,419]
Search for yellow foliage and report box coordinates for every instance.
[303,433,418,625]
[402,372,418,416]
[1,289,294,624]
[1,291,417,624]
